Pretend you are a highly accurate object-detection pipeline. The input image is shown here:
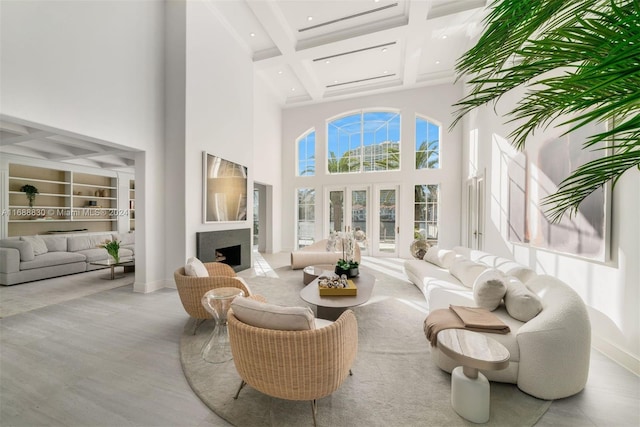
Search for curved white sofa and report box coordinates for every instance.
[404,246,591,400]
[290,239,361,270]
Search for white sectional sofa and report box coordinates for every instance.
[0,231,135,286]
[404,246,591,400]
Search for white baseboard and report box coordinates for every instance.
[133,278,171,293]
[592,335,640,376]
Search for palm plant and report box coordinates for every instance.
[416,139,440,169]
[327,151,361,173]
[452,0,639,221]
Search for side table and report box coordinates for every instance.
[201,287,245,363]
[437,329,510,423]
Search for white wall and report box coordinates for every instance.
[179,1,255,271]
[463,90,640,374]
[281,84,464,257]
[0,0,167,292]
[253,78,283,253]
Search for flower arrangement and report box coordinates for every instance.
[20,184,39,207]
[99,239,121,263]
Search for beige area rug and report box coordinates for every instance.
[180,264,551,426]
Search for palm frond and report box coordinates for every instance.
[452,0,640,221]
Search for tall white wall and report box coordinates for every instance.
[463,90,640,374]
[0,0,167,292]
[179,1,254,271]
[253,78,283,253]
[281,84,463,257]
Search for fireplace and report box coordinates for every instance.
[196,228,251,272]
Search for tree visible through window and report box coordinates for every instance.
[297,130,315,176]
[415,117,440,169]
[327,111,400,174]
[414,185,439,242]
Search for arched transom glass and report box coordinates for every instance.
[327,111,400,174]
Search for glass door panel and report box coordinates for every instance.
[329,190,345,233]
[375,186,398,256]
[351,188,369,254]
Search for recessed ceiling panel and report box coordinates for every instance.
[211,0,278,56]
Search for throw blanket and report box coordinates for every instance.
[424,305,510,346]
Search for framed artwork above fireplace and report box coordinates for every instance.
[203,152,248,223]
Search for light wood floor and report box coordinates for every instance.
[1,253,638,426]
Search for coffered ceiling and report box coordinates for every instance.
[0,0,489,172]
[210,0,489,105]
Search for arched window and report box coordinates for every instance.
[297,130,315,176]
[415,116,440,169]
[327,111,400,174]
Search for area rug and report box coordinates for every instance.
[180,264,551,426]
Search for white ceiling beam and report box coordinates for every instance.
[247,0,323,100]
[402,0,430,86]
[0,130,54,146]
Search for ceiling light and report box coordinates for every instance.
[382,48,388,52]
[278,70,283,75]
[250,32,256,37]
[442,35,448,39]
[435,60,440,64]
[307,16,313,21]
[291,88,296,91]
[334,80,338,83]
[325,60,330,64]
[383,70,388,74]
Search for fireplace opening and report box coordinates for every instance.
[215,245,241,268]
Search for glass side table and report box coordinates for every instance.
[201,287,245,364]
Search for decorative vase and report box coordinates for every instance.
[410,239,430,259]
[335,266,359,278]
[108,250,120,264]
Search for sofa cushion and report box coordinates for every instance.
[67,235,93,252]
[39,235,67,252]
[0,239,35,261]
[114,232,135,245]
[20,252,87,270]
[505,266,537,284]
[185,257,208,277]
[449,257,487,288]
[231,296,315,330]
[423,246,456,269]
[473,268,507,311]
[504,276,543,322]
[20,235,48,256]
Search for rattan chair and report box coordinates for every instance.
[174,262,251,334]
[228,308,358,426]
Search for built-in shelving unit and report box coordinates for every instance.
[7,164,119,236]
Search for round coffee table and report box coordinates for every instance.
[201,287,245,363]
[437,329,510,423]
[302,264,335,285]
[300,271,375,320]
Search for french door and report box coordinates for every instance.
[372,185,399,257]
[326,186,370,256]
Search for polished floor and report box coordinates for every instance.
[1,253,638,426]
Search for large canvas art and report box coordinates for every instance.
[203,152,248,223]
[507,123,610,261]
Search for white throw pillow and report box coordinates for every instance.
[184,257,209,277]
[449,257,487,288]
[231,296,316,330]
[473,268,508,311]
[20,235,48,256]
[423,246,456,269]
[504,276,543,321]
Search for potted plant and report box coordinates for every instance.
[20,184,39,207]
[335,258,359,278]
[99,239,121,264]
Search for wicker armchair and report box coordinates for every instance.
[228,308,358,426]
[174,262,251,333]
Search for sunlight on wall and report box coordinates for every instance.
[490,133,518,240]
[468,128,478,177]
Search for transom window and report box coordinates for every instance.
[297,130,315,176]
[327,111,400,174]
[415,116,440,169]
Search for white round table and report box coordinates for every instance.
[437,329,510,423]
